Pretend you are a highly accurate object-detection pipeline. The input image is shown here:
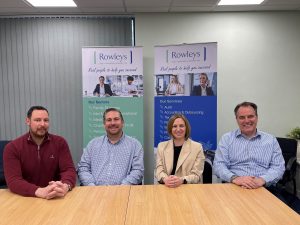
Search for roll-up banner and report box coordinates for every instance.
[154,43,217,154]
[82,47,144,147]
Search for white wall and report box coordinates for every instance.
[135,12,300,184]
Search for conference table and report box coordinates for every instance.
[0,184,299,225]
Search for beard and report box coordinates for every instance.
[106,125,123,136]
[30,128,48,139]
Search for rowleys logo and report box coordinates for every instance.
[166,47,206,63]
[93,50,133,64]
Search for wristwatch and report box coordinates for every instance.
[230,175,238,183]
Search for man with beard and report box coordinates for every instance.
[213,102,285,189]
[3,106,76,199]
[78,108,144,185]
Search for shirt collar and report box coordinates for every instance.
[105,132,125,145]
[27,132,51,144]
[235,129,261,140]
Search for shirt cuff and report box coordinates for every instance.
[259,176,270,186]
[225,173,236,183]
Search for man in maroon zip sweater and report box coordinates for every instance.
[3,106,76,199]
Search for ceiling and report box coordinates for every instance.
[0,0,300,16]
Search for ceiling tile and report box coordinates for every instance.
[170,6,215,12]
[80,7,126,13]
[172,0,219,7]
[0,0,299,15]
[125,0,172,7]
[75,0,124,7]
[126,7,169,12]
[0,0,31,7]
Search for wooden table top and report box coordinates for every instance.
[125,184,300,225]
[0,185,130,225]
[0,184,299,225]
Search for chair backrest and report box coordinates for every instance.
[0,141,10,186]
[203,158,213,184]
[204,150,215,163]
[276,137,298,186]
[276,137,297,166]
[202,150,215,184]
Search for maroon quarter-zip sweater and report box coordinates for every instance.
[3,132,76,197]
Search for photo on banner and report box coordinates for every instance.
[82,47,144,147]
[154,43,217,158]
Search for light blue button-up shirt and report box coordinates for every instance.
[213,129,285,186]
[78,133,144,185]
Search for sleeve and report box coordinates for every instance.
[213,135,236,182]
[260,137,285,186]
[129,85,138,93]
[77,143,97,186]
[121,141,144,185]
[177,84,184,94]
[58,139,77,188]
[191,86,197,96]
[3,142,40,197]
[155,142,169,183]
[183,144,205,184]
[105,84,113,96]
[93,84,99,95]
[208,87,215,96]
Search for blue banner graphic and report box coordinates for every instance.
[154,43,217,152]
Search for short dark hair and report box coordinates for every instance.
[127,76,134,81]
[99,76,105,80]
[103,108,124,123]
[167,114,191,139]
[234,102,258,117]
[27,106,49,118]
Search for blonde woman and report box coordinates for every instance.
[165,75,183,96]
[156,114,205,187]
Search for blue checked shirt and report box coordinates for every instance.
[78,133,144,185]
[213,129,285,186]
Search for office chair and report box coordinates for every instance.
[203,150,215,184]
[276,137,298,196]
[0,140,10,188]
[203,158,213,184]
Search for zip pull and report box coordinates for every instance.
[37,145,41,161]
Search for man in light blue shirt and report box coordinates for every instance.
[213,102,285,189]
[78,108,144,185]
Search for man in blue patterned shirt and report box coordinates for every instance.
[78,108,144,185]
[213,102,285,189]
